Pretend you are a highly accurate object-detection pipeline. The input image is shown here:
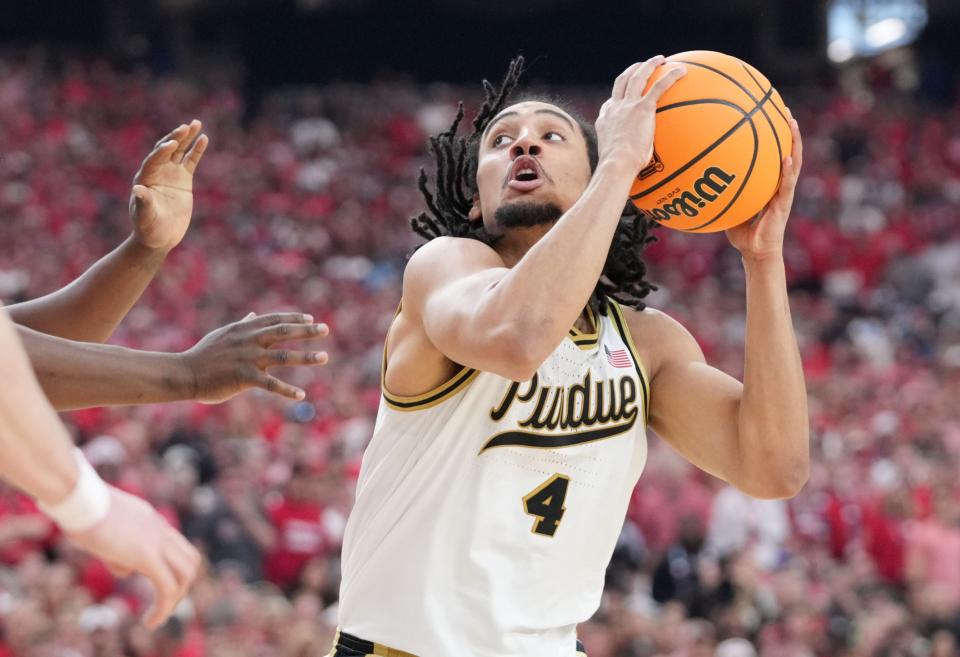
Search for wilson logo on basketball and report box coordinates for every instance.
[640,166,737,223]
[637,150,665,180]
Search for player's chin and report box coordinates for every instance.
[493,197,563,230]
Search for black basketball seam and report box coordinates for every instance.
[680,59,788,191]
[655,98,745,114]
[682,115,759,231]
[740,64,787,192]
[678,59,786,122]
[632,98,748,199]
[737,63,789,124]
[738,66,782,164]
[630,86,773,201]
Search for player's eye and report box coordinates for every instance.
[492,134,513,147]
[543,131,564,142]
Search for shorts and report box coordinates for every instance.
[327,630,589,656]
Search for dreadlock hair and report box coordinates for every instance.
[411,56,658,315]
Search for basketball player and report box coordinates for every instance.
[0,305,201,629]
[333,56,809,657]
[10,121,328,405]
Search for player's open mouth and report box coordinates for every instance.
[507,155,545,192]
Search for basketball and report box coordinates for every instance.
[630,50,793,233]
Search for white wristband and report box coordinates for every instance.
[37,448,112,533]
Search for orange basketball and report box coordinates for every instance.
[630,51,792,233]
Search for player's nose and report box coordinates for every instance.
[510,133,541,159]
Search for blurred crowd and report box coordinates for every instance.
[1,50,959,657]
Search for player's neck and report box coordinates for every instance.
[493,225,552,268]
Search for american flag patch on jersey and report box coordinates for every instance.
[605,345,632,368]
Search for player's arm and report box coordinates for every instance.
[20,312,328,410]
[0,305,200,628]
[634,118,809,500]
[7,122,208,342]
[402,58,686,381]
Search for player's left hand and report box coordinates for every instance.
[129,120,209,252]
[726,113,802,261]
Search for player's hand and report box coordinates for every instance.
[129,120,209,252]
[726,114,803,261]
[65,486,202,630]
[595,56,686,173]
[179,312,329,404]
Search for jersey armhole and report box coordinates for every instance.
[381,303,480,412]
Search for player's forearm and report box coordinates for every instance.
[483,159,636,361]
[736,255,809,498]
[7,235,168,343]
[0,312,79,505]
[19,325,190,410]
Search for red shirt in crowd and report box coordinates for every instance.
[264,496,327,588]
[0,491,56,565]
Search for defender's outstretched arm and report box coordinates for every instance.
[8,121,208,342]
[20,312,328,410]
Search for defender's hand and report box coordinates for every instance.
[66,486,202,629]
[726,115,803,261]
[180,312,329,404]
[129,120,209,252]
[596,56,686,173]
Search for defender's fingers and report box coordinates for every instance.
[172,120,202,162]
[184,134,209,174]
[624,56,670,99]
[138,140,179,176]
[255,323,329,346]
[142,556,181,629]
[259,348,329,368]
[154,124,188,149]
[643,64,687,102]
[252,373,306,400]
[162,541,199,605]
[243,312,314,329]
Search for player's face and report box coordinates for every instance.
[472,101,592,232]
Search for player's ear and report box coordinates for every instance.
[468,195,482,221]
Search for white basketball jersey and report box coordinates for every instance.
[338,301,650,657]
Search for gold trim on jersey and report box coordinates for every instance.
[381,303,479,412]
[382,359,479,412]
[567,305,600,350]
[326,629,420,657]
[607,300,651,423]
[371,642,418,657]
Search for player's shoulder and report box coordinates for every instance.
[402,237,504,292]
[617,304,690,341]
[615,304,704,376]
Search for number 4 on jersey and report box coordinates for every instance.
[523,474,570,537]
